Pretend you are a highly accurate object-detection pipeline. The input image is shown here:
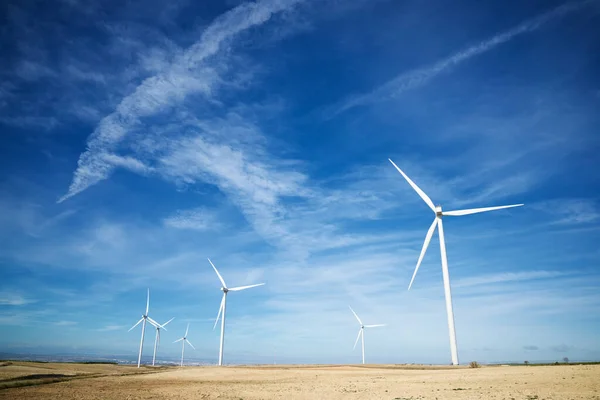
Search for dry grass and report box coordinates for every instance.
[1,361,599,399]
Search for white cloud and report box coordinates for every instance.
[540,199,600,225]
[54,320,78,326]
[452,271,565,288]
[59,0,305,203]
[97,324,127,332]
[164,208,220,231]
[330,0,594,116]
[0,292,35,306]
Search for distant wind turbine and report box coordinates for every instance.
[388,158,523,365]
[208,258,265,366]
[173,323,195,367]
[349,306,385,365]
[148,317,174,366]
[128,289,162,368]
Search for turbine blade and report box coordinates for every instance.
[213,294,225,330]
[408,218,438,290]
[185,323,189,338]
[443,204,524,216]
[185,339,196,350]
[208,258,227,288]
[173,338,183,343]
[147,318,159,329]
[348,306,362,325]
[388,158,436,212]
[147,317,162,329]
[353,329,362,350]
[128,318,143,332]
[228,283,265,291]
[146,288,150,315]
[162,317,175,328]
[364,324,386,328]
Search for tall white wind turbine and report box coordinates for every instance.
[148,317,174,366]
[128,289,162,368]
[173,323,195,367]
[349,306,385,365]
[388,158,523,365]
[208,258,265,366]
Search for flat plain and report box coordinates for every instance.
[1,361,599,399]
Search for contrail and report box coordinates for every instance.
[330,0,594,117]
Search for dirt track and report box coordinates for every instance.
[1,362,599,399]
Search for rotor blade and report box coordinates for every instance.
[147,318,160,329]
[353,329,362,350]
[185,323,189,338]
[388,158,436,212]
[408,218,438,291]
[185,339,196,350]
[443,204,524,216]
[348,306,362,325]
[173,338,183,343]
[147,317,163,328]
[228,283,265,291]
[145,288,150,315]
[162,317,175,328]
[128,318,144,332]
[213,294,225,330]
[364,324,386,328]
[208,258,227,288]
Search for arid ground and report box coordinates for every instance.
[1,361,599,399]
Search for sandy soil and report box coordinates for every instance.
[1,362,599,399]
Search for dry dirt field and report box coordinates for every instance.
[1,361,599,399]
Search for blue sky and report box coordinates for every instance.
[1,0,599,365]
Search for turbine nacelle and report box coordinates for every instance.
[435,205,443,216]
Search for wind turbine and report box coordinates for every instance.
[148,317,174,366]
[388,158,523,365]
[208,258,265,366]
[128,289,162,368]
[173,323,195,367]
[349,306,385,365]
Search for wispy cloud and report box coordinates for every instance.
[531,198,600,225]
[329,0,594,117]
[54,320,78,326]
[0,292,36,306]
[58,0,305,203]
[97,325,127,332]
[453,271,565,288]
[164,208,220,231]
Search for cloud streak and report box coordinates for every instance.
[58,0,304,203]
[330,0,594,116]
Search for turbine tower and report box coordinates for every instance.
[349,306,385,365]
[208,258,265,366]
[173,323,195,367]
[148,317,174,366]
[128,289,161,368]
[388,158,523,365]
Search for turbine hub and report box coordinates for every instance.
[222,287,228,293]
[435,205,443,216]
